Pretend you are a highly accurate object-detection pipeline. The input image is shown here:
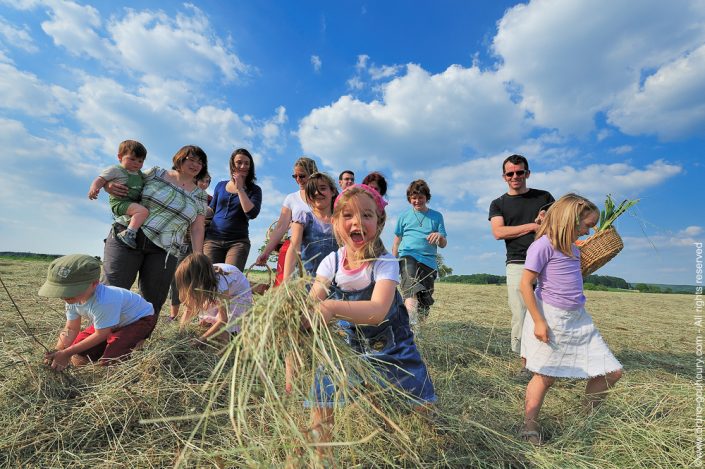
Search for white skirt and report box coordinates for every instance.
[521,298,622,379]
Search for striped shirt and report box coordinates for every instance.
[116,167,207,256]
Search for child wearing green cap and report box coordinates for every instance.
[39,254,155,370]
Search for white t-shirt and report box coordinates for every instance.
[198,264,253,333]
[66,283,153,330]
[316,247,400,291]
[283,191,311,236]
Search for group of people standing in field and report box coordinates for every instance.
[37,141,621,447]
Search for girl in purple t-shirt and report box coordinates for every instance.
[519,193,623,445]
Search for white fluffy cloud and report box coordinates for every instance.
[41,0,114,60]
[310,55,321,72]
[0,62,73,116]
[494,0,705,137]
[608,44,705,140]
[0,16,38,52]
[299,63,528,170]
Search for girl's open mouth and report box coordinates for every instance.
[350,231,364,244]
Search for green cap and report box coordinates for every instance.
[38,254,102,298]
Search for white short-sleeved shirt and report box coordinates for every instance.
[316,247,400,291]
[198,264,253,333]
[283,191,311,236]
[66,283,154,330]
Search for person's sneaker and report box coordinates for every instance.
[117,230,137,249]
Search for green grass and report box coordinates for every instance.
[0,258,692,467]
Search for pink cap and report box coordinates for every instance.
[334,183,388,213]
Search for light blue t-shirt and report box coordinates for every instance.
[65,283,154,329]
[395,207,447,270]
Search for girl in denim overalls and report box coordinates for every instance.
[308,184,436,450]
[282,173,339,282]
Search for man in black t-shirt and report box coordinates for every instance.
[488,155,554,368]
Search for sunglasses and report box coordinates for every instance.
[504,170,527,178]
[292,174,307,180]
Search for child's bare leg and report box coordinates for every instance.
[310,406,333,459]
[126,203,149,230]
[584,369,623,410]
[404,297,419,325]
[285,352,296,394]
[524,373,555,440]
[169,304,180,320]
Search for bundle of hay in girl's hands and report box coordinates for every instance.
[173,277,443,468]
[579,194,639,276]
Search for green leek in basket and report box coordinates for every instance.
[596,194,639,231]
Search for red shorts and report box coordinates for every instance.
[72,315,156,365]
[274,239,291,287]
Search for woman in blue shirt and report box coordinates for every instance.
[204,148,262,271]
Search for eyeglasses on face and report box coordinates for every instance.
[185,156,203,166]
[504,170,527,178]
[292,174,307,180]
[341,177,354,182]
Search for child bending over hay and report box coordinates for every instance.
[307,184,436,450]
[39,254,156,369]
[175,253,253,343]
[520,193,623,445]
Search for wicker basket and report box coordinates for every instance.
[245,263,274,295]
[579,227,624,276]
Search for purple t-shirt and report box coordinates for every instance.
[524,235,585,310]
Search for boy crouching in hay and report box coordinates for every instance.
[39,254,155,370]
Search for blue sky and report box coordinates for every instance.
[0,0,702,285]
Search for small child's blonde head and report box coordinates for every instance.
[332,185,387,261]
[537,193,598,257]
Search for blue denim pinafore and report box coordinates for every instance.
[311,252,436,406]
[299,212,338,277]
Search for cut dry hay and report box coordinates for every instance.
[0,257,692,468]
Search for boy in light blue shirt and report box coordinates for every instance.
[39,254,155,370]
[392,179,447,327]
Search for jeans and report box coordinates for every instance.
[102,224,177,323]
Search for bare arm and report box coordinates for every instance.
[392,235,401,258]
[190,214,206,254]
[200,304,228,340]
[256,206,293,264]
[283,223,303,281]
[233,175,255,213]
[88,176,107,199]
[490,216,539,241]
[313,278,397,326]
[520,269,549,343]
[45,319,111,370]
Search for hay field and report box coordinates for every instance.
[0,258,692,468]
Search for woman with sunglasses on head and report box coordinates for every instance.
[204,148,262,272]
[102,145,210,324]
[255,156,319,285]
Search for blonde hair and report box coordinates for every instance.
[174,253,226,327]
[332,187,386,262]
[293,156,318,177]
[536,193,598,257]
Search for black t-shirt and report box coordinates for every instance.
[488,189,555,264]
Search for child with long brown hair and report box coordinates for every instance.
[520,193,623,445]
[174,253,253,343]
[282,172,338,281]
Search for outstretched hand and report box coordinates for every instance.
[44,350,70,371]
